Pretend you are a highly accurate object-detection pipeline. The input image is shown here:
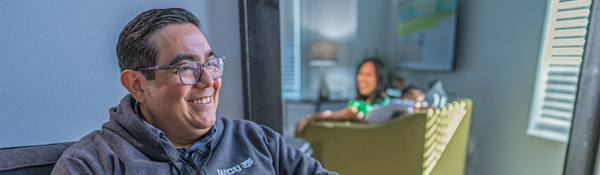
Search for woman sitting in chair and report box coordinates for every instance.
[296,57,391,132]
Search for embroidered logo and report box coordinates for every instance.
[217,157,253,175]
[240,157,253,168]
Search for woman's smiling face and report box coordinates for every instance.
[356,61,377,97]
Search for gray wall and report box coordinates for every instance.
[0,0,243,148]
[202,1,245,126]
[393,0,567,174]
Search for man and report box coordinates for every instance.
[52,8,336,175]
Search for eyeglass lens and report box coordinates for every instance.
[179,57,224,85]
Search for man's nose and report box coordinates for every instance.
[194,67,214,88]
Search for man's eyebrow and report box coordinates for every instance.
[169,54,199,65]
[206,50,215,59]
[168,50,215,65]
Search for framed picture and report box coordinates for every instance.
[394,0,458,71]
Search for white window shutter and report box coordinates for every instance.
[528,0,591,142]
[280,0,302,100]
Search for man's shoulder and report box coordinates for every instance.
[219,117,275,136]
[220,117,258,126]
[60,129,114,159]
[217,117,283,149]
[70,129,104,146]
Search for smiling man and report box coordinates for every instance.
[52,8,336,175]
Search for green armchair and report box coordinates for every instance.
[296,99,472,175]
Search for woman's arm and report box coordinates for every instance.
[295,107,366,133]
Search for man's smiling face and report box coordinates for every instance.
[142,23,221,134]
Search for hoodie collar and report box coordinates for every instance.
[103,95,223,163]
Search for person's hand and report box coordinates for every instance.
[296,114,313,133]
[295,110,334,133]
[347,106,367,123]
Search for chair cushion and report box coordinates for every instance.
[0,142,76,175]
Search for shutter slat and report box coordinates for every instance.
[547,75,579,82]
[550,47,584,55]
[543,100,575,109]
[548,64,581,71]
[556,8,590,18]
[546,57,583,64]
[551,38,585,46]
[541,109,573,120]
[553,28,587,37]
[555,19,589,28]
[538,116,571,127]
[556,0,591,9]
[535,118,571,135]
[546,84,578,92]
[544,92,577,101]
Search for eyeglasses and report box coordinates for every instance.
[135,56,225,85]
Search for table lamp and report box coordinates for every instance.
[310,40,337,101]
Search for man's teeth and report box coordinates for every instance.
[190,97,211,104]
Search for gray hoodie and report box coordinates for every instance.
[51,95,337,175]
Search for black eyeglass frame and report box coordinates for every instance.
[134,56,225,85]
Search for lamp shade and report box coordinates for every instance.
[310,41,337,66]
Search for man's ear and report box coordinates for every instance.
[121,70,147,103]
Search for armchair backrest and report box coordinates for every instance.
[296,99,472,175]
[0,142,76,175]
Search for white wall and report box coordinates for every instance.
[0,0,243,148]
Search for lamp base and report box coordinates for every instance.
[319,75,329,102]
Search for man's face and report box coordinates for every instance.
[143,23,221,131]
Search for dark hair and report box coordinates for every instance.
[401,84,421,96]
[393,76,405,90]
[116,8,200,80]
[355,57,388,103]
